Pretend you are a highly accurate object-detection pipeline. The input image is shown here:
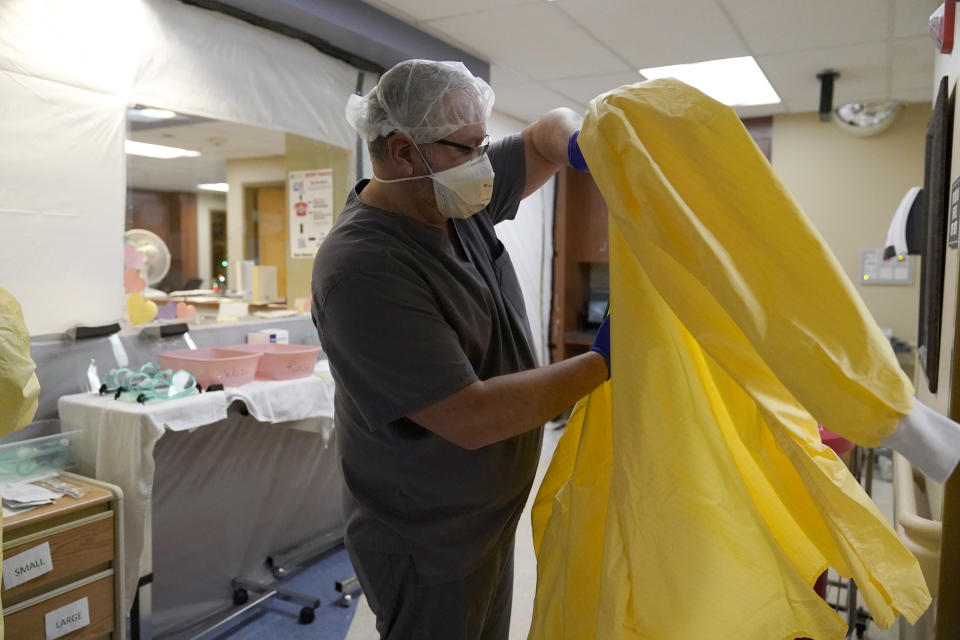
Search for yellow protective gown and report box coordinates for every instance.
[530,80,931,640]
[0,286,41,638]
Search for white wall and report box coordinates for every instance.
[487,110,555,366]
[771,104,929,343]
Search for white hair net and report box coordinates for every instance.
[346,59,495,143]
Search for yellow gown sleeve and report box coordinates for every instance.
[0,285,41,637]
[530,80,930,640]
[0,286,40,436]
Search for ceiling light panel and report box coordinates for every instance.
[640,56,780,106]
[197,183,229,192]
[125,140,201,159]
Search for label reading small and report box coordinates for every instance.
[3,541,53,589]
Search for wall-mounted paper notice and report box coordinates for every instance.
[3,541,53,589]
[45,596,90,640]
[289,168,334,258]
[860,248,914,285]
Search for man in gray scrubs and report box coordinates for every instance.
[312,59,610,639]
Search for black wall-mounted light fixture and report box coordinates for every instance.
[816,70,840,122]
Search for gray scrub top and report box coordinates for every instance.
[311,133,543,584]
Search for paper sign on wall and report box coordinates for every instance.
[45,596,90,640]
[3,541,53,589]
[289,168,334,258]
[860,248,914,285]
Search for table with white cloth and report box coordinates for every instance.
[57,360,342,637]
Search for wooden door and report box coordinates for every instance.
[256,186,287,298]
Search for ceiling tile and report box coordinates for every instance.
[428,3,632,80]
[491,62,531,86]
[758,43,889,111]
[893,0,941,38]
[547,71,646,105]
[372,0,540,22]
[721,0,890,55]
[493,82,587,124]
[559,0,748,68]
[891,87,934,104]
[354,0,420,24]
[289,0,940,123]
[891,36,936,91]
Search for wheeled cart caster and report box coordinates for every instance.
[233,588,248,606]
[229,577,320,627]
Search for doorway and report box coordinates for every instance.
[244,183,287,299]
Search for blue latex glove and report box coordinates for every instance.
[589,314,610,379]
[568,130,590,173]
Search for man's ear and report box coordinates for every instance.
[386,135,419,177]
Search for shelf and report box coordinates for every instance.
[563,330,596,346]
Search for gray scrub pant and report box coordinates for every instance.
[346,537,515,640]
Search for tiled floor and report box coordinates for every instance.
[215,548,358,640]
[347,442,907,640]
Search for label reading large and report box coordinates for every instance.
[3,541,53,589]
[44,596,90,640]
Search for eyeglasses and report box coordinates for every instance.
[434,135,490,158]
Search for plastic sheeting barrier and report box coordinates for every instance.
[530,80,931,640]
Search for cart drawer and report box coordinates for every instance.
[3,513,113,605]
[4,570,114,639]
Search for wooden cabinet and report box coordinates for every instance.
[3,473,124,639]
[4,572,115,640]
[550,167,608,363]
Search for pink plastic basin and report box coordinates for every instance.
[159,348,262,388]
[229,344,322,380]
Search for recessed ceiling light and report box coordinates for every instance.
[125,140,201,159]
[138,108,178,119]
[639,56,780,107]
[197,183,229,192]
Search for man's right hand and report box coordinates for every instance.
[589,314,610,379]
